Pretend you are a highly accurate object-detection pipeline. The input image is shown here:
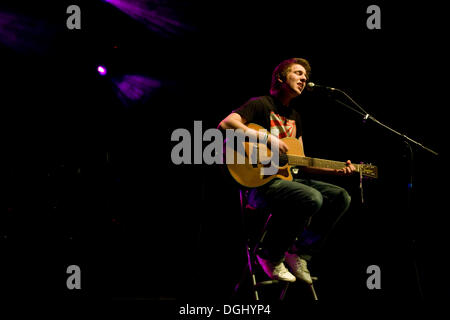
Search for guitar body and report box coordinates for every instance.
[226,123,304,188]
[225,123,378,188]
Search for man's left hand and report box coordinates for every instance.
[336,160,356,175]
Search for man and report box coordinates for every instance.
[219,58,355,283]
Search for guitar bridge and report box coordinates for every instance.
[261,165,290,180]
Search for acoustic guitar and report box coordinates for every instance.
[225,123,378,188]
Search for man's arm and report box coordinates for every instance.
[219,113,289,153]
[219,113,249,131]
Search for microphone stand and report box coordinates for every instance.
[329,87,439,300]
[332,90,438,156]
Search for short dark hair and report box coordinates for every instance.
[270,58,311,94]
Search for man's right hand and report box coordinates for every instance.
[268,135,289,154]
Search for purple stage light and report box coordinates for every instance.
[97,66,107,76]
[103,0,192,37]
[0,11,54,55]
[112,74,162,107]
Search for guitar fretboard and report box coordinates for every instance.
[286,155,361,172]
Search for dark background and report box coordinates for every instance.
[1,0,448,306]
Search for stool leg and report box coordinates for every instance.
[309,283,318,301]
[239,189,260,301]
[279,282,290,300]
[246,243,259,301]
[234,244,261,300]
[233,263,248,295]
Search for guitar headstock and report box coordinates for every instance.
[360,163,378,179]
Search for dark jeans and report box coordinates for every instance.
[247,177,351,262]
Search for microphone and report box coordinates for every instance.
[306,82,336,91]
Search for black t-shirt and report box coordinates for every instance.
[233,95,302,139]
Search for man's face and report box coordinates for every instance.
[280,64,307,96]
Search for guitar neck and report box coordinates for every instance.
[287,155,361,172]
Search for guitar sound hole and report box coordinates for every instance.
[279,154,289,167]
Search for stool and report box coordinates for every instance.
[233,189,319,301]
[233,189,289,301]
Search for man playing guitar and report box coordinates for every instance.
[219,58,356,284]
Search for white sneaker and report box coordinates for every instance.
[256,255,296,282]
[284,252,313,284]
